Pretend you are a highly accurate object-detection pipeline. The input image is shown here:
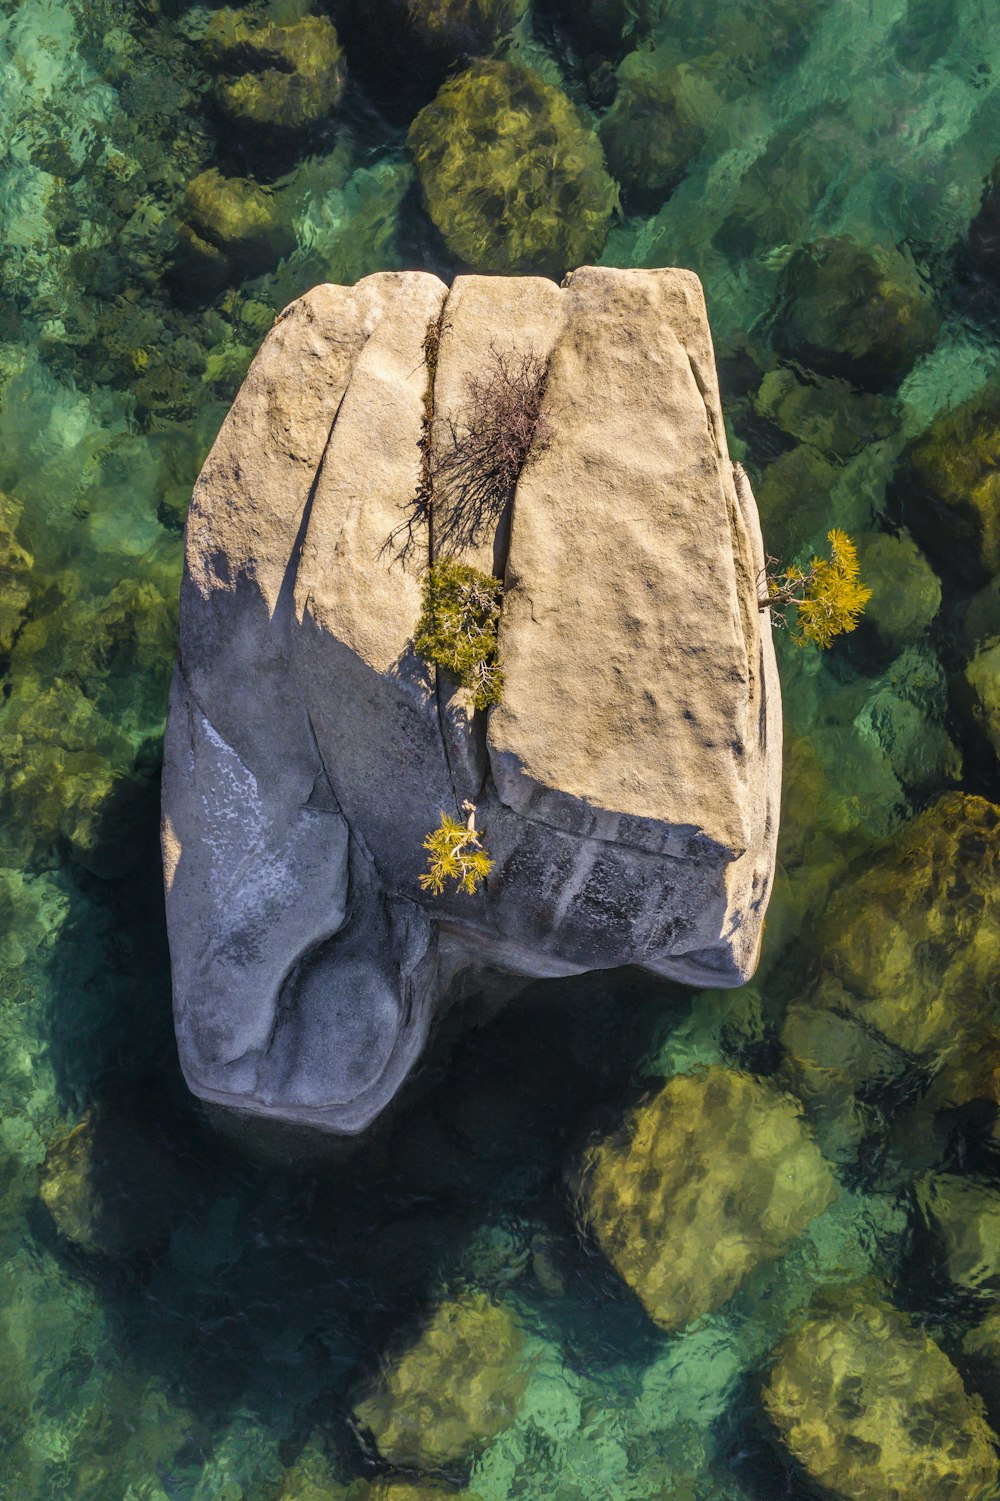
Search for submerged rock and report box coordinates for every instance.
[807,793,1000,1060]
[405,0,527,52]
[407,61,618,275]
[598,55,705,212]
[575,1067,835,1330]
[918,1174,1000,1295]
[544,0,667,60]
[763,1299,998,1501]
[0,493,34,661]
[163,268,781,1134]
[771,235,940,391]
[353,1293,526,1471]
[179,169,293,281]
[902,383,1000,584]
[968,157,1000,281]
[857,531,941,649]
[961,638,1000,763]
[203,9,344,132]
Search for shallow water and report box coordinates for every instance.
[3,0,1000,1497]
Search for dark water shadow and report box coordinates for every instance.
[40,789,695,1461]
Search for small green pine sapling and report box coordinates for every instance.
[420,801,494,896]
[414,558,505,709]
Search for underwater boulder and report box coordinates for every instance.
[917,1174,1000,1296]
[763,1299,999,1501]
[541,0,667,61]
[960,637,1000,764]
[575,1067,836,1330]
[403,0,527,53]
[353,1293,527,1471]
[856,531,941,650]
[163,268,781,1134]
[771,235,940,391]
[753,368,895,460]
[203,9,344,132]
[901,382,1000,586]
[178,168,293,283]
[598,54,705,213]
[807,793,1000,1061]
[0,492,34,661]
[407,61,618,275]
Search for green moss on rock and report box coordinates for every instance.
[353,1292,526,1471]
[763,1299,998,1501]
[204,10,344,132]
[772,235,940,391]
[576,1067,836,1331]
[408,60,618,275]
[39,1106,188,1257]
[598,54,705,211]
[918,1174,1000,1296]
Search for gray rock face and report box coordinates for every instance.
[163,268,782,1134]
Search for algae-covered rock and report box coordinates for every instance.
[918,1174,1000,1295]
[753,368,894,459]
[763,1299,999,1501]
[353,1293,526,1471]
[408,61,617,274]
[39,1106,188,1258]
[405,0,528,52]
[370,1482,482,1500]
[962,638,1000,762]
[810,793,1000,1060]
[857,531,941,649]
[755,443,839,557]
[181,168,293,278]
[598,55,705,212]
[576,1067,836,1331]
[772,235,940,391]
[204,9,344,132]
[0,492,34,660]
[545,0,667,60]
[903,383,1000,584]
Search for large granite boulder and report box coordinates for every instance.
[162,267,781,1134]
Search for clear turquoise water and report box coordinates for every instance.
[2,0,1000,1496]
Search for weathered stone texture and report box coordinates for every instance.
[163,268,781,1133]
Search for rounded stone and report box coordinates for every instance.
[772,235,941,391]
[353,1293,526,1471]
[598,55,705,212]
[407,60,618,275]
[902,382,1000,585]
[575,1066,836,1330]
[763,1299,998,1501]
[857,531,941,648]
[203,10,344,132]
